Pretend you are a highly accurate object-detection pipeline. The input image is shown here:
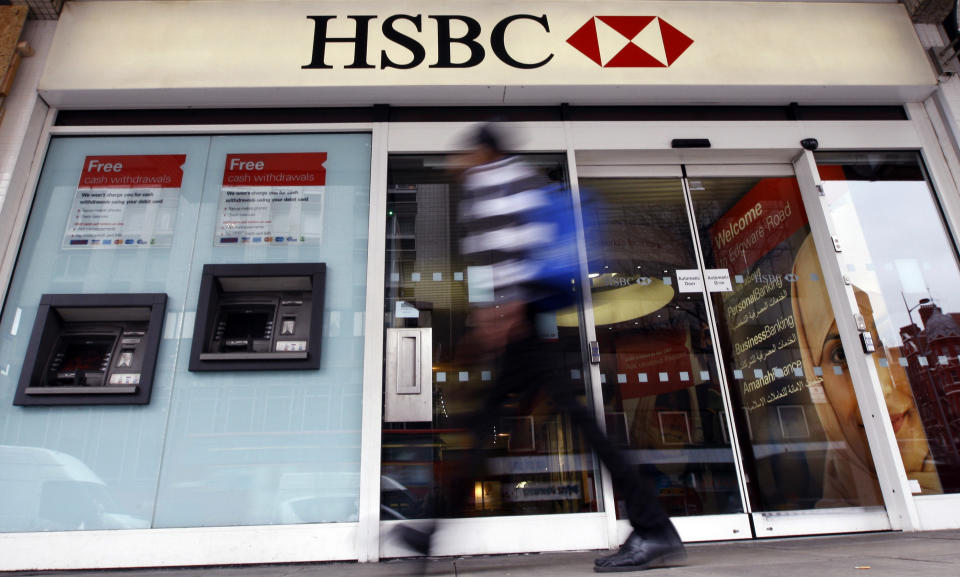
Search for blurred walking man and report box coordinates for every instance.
[399,123,686,573]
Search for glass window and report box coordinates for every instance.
[818,151,960,496]
[381,155,600,520]
[0,136,209,532]
[0,133,372,532]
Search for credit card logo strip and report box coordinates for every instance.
[276,341,307,352]
[109,373,141,385]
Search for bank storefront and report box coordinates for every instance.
[2,0,960,570]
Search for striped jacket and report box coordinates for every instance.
[459,156,577,310]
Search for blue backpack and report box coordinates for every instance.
[524,183,604,312]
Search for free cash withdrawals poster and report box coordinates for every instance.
[62,155,185,249]
[216,153,327,246]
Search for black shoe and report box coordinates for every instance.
[395,524,434,556]
[594,524,687,572]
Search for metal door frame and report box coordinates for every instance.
[572,161,760,545]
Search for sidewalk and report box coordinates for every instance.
[7,530,960,577]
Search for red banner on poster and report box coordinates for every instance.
[709,178,807,275]
[78,155,186,188]
[222,153,327,186]
[709,168,846,274]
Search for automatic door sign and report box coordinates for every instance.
[63,155,185,249]
[675,270,704,293]
[705,269,733,292]
[216,153,327,246]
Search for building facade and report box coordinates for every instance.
[3,0,960,570]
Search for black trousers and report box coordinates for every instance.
[448,328,670,532]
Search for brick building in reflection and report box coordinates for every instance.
[900,300,960,491]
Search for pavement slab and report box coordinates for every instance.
[5,530,959,577]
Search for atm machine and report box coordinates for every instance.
[14,293,168,406]
[188,263,325,371]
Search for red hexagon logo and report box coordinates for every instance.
[567,16,693,68]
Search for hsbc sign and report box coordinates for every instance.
[41,1,936,109]
[303,14,693,70]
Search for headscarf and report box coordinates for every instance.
[792,235,884,507]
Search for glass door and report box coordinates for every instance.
[376,152,900,557]
[685,166,891,536]
[379,154,609,557]
[814,151,960,527]
[580,163,893,539]
[576,166,751,544]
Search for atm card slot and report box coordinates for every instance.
[25,386,139,395]
[198,351,309,361]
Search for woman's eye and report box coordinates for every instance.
[830,345,847,364]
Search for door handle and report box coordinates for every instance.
[384,328,433,422]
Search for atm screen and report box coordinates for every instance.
[58,337,114,371]
[221,308,273,340]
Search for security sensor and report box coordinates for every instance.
[801,138,819,151]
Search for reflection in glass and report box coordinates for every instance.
[691,176,884,510]
[819,151,960,495]
[579,178,744,517]
[382,155,597,520]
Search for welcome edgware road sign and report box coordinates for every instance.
[40,0,935,108]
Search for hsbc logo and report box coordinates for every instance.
[302,13,693,70]
[567,16,693,68]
